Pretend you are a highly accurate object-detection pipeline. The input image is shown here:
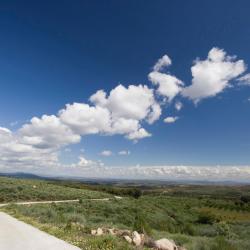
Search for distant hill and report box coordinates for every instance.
[0,172,50,180]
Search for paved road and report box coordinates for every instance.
[0,212,81,250]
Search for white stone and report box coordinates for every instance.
[96,228,103,236]
[124,235,132,244]
[132,231,141,246]
[108,228,115,235]
[154,238,177,250]
[91,229,96,235]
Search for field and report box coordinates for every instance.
[1,176,250,250]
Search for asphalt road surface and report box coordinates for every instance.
[0,212,81,250]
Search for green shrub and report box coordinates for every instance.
[211,237,237,250]
[197,211,216,225]
[133,211,152,235]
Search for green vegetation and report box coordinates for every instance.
[1,177,250,249]
[0,177,111,202]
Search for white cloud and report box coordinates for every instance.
[149,54,184,102]
[237,73,250,85]
[75,155,101,167]
[100,150,112,156]
[147,102,162,124]
[126,128,151,141]
[93,84,157,120]
[0,128,60,171]
[19,115,81,148]
[5,164,248,182]
[164,116,179,123]
[59,103,111,135]
[118,150,131,155]
[89,89,108,106]
[0,82,160,172]
[175,101,183,111]
[89,84,161,140]
[148,71,184,102]
[182,47,246,102]
[0,127,12,139]
[153,54,172,71]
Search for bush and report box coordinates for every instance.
[211,237,237,250]
[183,223,195,236]
[240,196,250,203]
[129,189,142,199]
[197,211,216,225]
[133,211,152,235]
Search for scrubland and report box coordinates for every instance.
[1,176,250,250]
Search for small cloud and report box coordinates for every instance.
[80,148,85,153]
[237,73,250,85]
[100,150,112,156]
[153,54,172,72]
[164,116,179,123]
[175,101,183,111]
[118,150,131,156]
[64,148,71,152]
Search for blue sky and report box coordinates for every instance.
[0,1,250,180]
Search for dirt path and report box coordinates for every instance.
[0,212,81,250]
[0,197,111,207]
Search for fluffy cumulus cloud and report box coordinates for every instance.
[0,127,59,171]
[149,72,184,101]
[20,115,81,148]
[148,54,184,102]
[0,83,160,172]
[91,84,158,121]
[182,48,246,102]
[164,116,179,123]
[59,103,111,135]
[89,84,161,138]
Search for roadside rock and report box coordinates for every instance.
[132,231,141,246]
[108,228,116,235]
[91,229,96,235]
[124,235,132,244]
[96,228,103,236]
[154,238,177,250]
